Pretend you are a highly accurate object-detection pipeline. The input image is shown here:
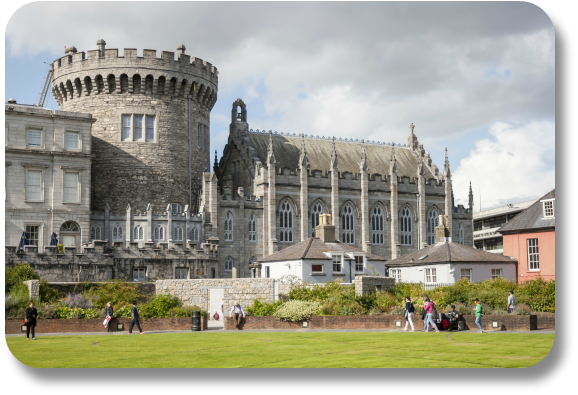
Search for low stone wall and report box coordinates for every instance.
[225,314,539,331]
[5,316,207,334]
[535,313,555,329]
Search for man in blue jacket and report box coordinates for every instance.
[128,301,145,334]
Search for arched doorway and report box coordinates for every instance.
[60,221,81,252]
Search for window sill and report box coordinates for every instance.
[310,273,326,276]
[332,273,346,276]
[24,200,45,203]
[62,201,81,205]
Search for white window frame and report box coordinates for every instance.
[25,168,44,202]
[311,201,324,237]
[311,263,324,273]
[341,203,355,244]
[154,225,165,241]
[112,226,123,241]
[63,171,80,203]
[279,199,294,242]
[122,114,131,141]
[90,225,101,241]
[265,266,270,278]
[527,238,540,271]
[27,129,43,148]
[224,211,233,241]
[491,268,503,279]
[175,267,188,279]
[25,224,41,247]
[134,225,144,240]
[542,199,555,218]
[390,269,401,282]
[332,254,343,273]
[371,205,385,245]
[460,268,472,282]
[174,225,183,241]
[400,206,412,246]
[425,268,437,283]
[121,114,156,142]
[133,115,144,141]
[133,267,146,282]
[248,213,257,242]
[427,208,439,245]
[354,255,365,273]
[146,115,155,142]
[64,131,81,150]
[225,257,233,272]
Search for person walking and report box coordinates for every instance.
[128,301,144,334]
[507,290,516,314]
[423,297,440,333]
[422,295,428,331]
[403,296,415,332]
[24,302,38,340]
[474,298,484,333]
[229,302,246,329]
[104,302,114,332]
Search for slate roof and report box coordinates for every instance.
[258,237,387,263]
[498,189,555,234]
[247,133,435,179]
[386,242,516,267]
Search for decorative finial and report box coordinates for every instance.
[410,123,415,134]
[331,136,338,169]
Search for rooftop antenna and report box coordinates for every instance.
[479,187,481,212]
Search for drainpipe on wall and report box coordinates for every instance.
[416,193,420,251]
[188,95,192,209]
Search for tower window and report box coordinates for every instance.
[279,200,294,242]
[341,203,355,244]
[400,206,412,246]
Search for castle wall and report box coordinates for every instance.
[50,43,218,213]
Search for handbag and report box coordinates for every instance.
[103,317,111,327]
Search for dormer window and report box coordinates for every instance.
[542,199,555,218]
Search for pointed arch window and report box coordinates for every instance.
[279,200,294,242]
[371,205,384,245]
[174,225,183,241]
[311,201,324,237]
[134,225,144,240]
[191,227,199,242]
[112,226,123,241]
[249,213,257,242]
[342,203,355,244]
[427,208,439,245]
[400,206,412,246]
[224,211,233,241]
[225,256,233,272]
[154,225,165,241]
[457,223,465,245]
[90,225,101,241]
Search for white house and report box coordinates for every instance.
[256,214,387,282]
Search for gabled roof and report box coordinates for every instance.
[498,189,555,234]
[258,237,387,263]
[247,133,435,179]
[386,241,516,267]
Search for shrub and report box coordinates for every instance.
[57,244,64,254]
[319,300,340,316]
[457,303,473,315]
[368,307,381,315]
[39,279,59,304]
[5,307,26,320]
[37,305,57,319]
[374,292,399,312]
[139,294,180,318]
[273,300,320,322]
[168,305,206,318]
[115,306,132,318]
[492,307,506,315]
[389,305,405,315]
[59,293,95,309]
[83,280,141,309]
[513,303,532,315]
[246,299,283,316]
[5,264,40,294]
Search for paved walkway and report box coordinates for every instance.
[5,328,554,337]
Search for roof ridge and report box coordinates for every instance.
[301,237,315,259]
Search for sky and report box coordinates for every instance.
[4,1,555,210]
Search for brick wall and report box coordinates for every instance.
[535,313,555,329]
[225,314,538,331]
[5,316,207,334]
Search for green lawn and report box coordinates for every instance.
[6,331,554,368]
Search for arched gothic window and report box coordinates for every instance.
[154,225,164,241]
[112,226,123,241]
[249,213,257,242]
[191,227,199,242]
[90,225,101,241]
[371,206,384,245]
[225,256,233,272]
[311,201,324,237]
[427,208,439,245]
[400,206,413,246]
[225,211,233,241]
[342,203,355,244]
[279,200,294,242]
[134,225,144,240]
[457,223,465,245]
[174,226,183,241]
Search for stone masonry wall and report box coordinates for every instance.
[354,276,395,296]
[23,280,40,299]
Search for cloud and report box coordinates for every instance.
[452,121,555,209]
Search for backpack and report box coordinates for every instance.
[409,303,415,313]
[431,303,438,319]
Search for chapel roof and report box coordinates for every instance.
[498,189,556,234]
[258,237,387,263]
[247,133,435,179]
[386,241,517,267]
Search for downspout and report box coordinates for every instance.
[349,259,353,283]
[416,193,420,251]
[188,95,192,209]
[51,113,56,250]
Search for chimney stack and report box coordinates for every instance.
[435,214,451,243]
[316,213,336,243]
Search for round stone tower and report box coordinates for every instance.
[51,40,218,213]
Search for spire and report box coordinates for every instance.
[468,181,474,211]
[444,148,451,178]
[359,139,368,172]
[267,130,276,165]
[299,133,308,168]
[389,147,397,174]
[330,136,338,169]
[408,123,419,151]
[213,150,218,173]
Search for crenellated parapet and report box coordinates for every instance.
[51,44,217,111]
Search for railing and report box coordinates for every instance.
[395,281,457,290]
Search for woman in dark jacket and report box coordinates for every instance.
[25,302,38,340]
[104,302,114,332]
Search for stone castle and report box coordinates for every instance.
[4,40,474,282]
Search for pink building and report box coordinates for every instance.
[500,190,555,282]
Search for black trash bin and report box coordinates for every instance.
[191,311,201,331]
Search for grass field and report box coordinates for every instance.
[6,332,554,368]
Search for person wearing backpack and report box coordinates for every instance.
[423,298,440,333]
[403,296,415,332]
[474,298,484,333]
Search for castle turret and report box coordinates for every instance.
[50,40,218,212]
